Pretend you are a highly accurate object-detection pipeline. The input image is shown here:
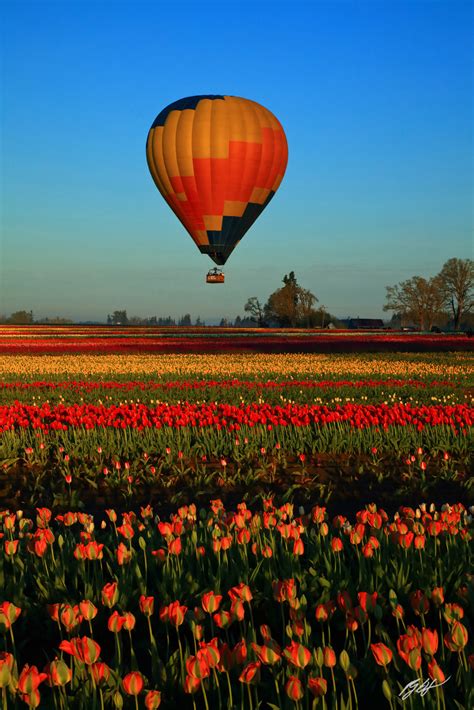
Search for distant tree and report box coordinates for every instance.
[234,315,242,327]
[244,297,266,327]
[264,272,319,327]
[298,287,318,326]
[111,310,128,325]
[383,276,446,331]
[179,314,192,326]
[195,316,202,326]
[436,258,474,331]
[219,318,229,327]
[8,310,34,324]
[106,314,112,325]
[129,316,144,325]
[149,316,157,326]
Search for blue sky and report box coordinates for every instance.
[1,0,472,322]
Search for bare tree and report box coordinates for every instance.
[298,287,318,326]
[383,276,446,331]
[244,297,266,327]
[437,258,474,330]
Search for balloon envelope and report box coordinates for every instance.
[146,95,288,265]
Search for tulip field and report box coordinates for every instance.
[0,327,473,708]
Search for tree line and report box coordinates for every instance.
[1,257,472,330]
[384,257,473,331]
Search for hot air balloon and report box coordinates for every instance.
[146,95,288,283]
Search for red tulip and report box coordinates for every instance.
[427,659,446,683]
[59,637,101,665]
[0,654,13,688]
[238,661,261,684]
[186,653,211,680]
[184,674,201,694]
[108,611,125,633]
[79,600,98,621]
[283,641,311,668]
[370,643,393,666]
[116,522,134,540]
[90,662,111,685]
[139,595,155,616]
[397,626,422,667]
[431,587,444,607]
[232,639,248,664]
[18,665,48,694]
[308,676,328,697]
[116,542,132,565]
[315,604,328,623]
[145,690,162,709]
[443,603,464,624]
[59,604,82,632]
[198,639,220,669]
[167,600,187,627]
[410,590,429,615]
[285,676,304,701]
[358,591,378,613]
[228,583,252,603]
[251,641,281,665]
[101,582,118,608]
[337,590,353,612]
[0,602,21,625]
[201,591,222,614]
[323,646,336,668]
[293,538,304,555]
[122,612,136,631]
[231,599,245,622]
[213,610,232,629]
[4,539,19,556]
[45,658,72,687]
[444,621,468,651]
[123,671,144,696]
[168,537,182,555]
[421,628,438,655]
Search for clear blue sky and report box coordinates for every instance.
[1,0,472,322]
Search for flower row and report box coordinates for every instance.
[1,401,472,433]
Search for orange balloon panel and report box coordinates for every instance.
[146,95,288,265]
